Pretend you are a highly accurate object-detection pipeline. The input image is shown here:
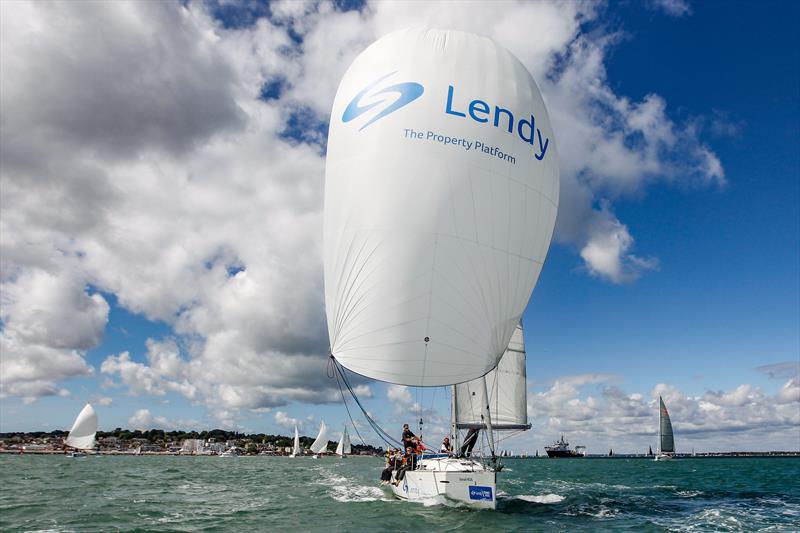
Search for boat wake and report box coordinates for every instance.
[514,494,566,504]
[418,495,470,508]
[318,472,390,503]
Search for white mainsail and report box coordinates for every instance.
[309,421,329,454]
[65,403,98,450]
[455,324,529,430]
[335,426,352,456]
[292,426,301,456]
[324,28,559,387]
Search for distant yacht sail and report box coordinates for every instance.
[655,396,675,461]
[335,426,351,456]
[291,426,301,457]
[65,403,97,452]
[310,421,328,455]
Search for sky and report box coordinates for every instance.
[0,0,798,454]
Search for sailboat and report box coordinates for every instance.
[310,421,328,458]
[290,426,301,457]
[654,396,675,461]
[335,426,352,457]
[65,403,97,457]
[323,29,559,510]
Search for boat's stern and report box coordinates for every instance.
[390,457,497,510]
[439,469,496,509]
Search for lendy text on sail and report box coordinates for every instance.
[404,128,517,165]
[443,84,550,161]
[403,84,552,165]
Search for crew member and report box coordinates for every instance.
[393,446,418,485]
[459,428,480,457]
[380,448,400,483]
[440,436,453,454]
[401,423,418,451]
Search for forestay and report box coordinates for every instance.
[65,403,98,450]
[455,323,529,430]
[324,28,559,387]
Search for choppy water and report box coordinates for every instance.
[1,455,798,532]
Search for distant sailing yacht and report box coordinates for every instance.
[654,396,675,461]
[310,421,328,458]
[335,426,351,457]
[290,426,301,457]
[65,403,97,457]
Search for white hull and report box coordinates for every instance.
[389,457,496,510]
[654,453,674,461]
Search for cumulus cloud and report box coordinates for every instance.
[387,385,413,406]
[101,339,196,399]
[126,408,196,430]
[526,375,800,452]
[274,410,301,430]
[128,409,168,430]
[1,1,726,418]
[647,0,692,18]
[0,269,105,400]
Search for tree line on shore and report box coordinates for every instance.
[0,428,383,454]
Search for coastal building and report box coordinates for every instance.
[181,439,204,454]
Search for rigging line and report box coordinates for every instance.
[331,356,403,449]
[328,355,367,447]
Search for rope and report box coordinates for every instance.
[328,356,367,447]
[329,356,403,450]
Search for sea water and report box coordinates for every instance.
[1,455,798,531]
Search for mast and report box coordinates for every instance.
[481,376,496,462]
[451,385,460,452]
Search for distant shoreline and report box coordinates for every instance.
[2,449,798,458]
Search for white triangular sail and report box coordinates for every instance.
[65,403,97,450]
[324,28,559,387]
[310,421,329,454]
[292,426,300,456]
[335,426,352,455]
[455,324,529,430]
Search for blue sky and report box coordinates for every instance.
[1,0,797,454]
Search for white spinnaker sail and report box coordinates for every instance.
[324,29,559,387]
[65,403,98,450]
[455,323,529,430]
[336,427,352,455]
[310,421,329,454]
[292,426,300,456]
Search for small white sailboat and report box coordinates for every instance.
[335,426,352,457]
[65,403,97,457]
[290,425,301,457]
[309,421,328,458]
[654,396,675,461]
